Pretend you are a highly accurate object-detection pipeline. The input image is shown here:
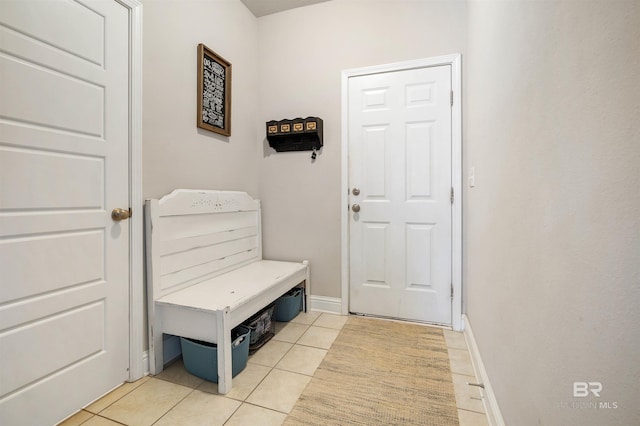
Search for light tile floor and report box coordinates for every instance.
[60,313,489,426]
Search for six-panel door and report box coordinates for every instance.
[348,65,453,324]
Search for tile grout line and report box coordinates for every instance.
[76,411,96,426]
[91,414,128,426]
[449,374,487,416]
[220,399,245,426]
[244,335,309,396]
[241,400,294,416]
[444,331,489,421]
[459,405,487,415]
[83,378,150,416]
[236,314,331,421]
[243,352,283,403]
[458,406,489,415]
[146,382,196,426]
[239,318,306,407]
[278,314,340,421]
[246,314,328,421]
[222,316,319,423]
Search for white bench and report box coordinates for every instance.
[144,189,309,394]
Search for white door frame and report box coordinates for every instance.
[119,0,145,381]
[340,54,463,331]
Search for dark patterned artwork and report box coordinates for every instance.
[202,55,225,127]
[197,44,231,136]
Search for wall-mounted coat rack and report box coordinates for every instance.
[266,117,323,156]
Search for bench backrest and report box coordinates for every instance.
[145,189,262,300]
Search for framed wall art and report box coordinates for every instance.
[197,43,231,136]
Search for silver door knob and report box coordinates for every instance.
[352,187,360,196]
[352,204,361,213]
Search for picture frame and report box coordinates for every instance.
[197,43,231,136]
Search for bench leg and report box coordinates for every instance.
[216,307,232,394]
[303,260,310,313]
[149,310,163,375]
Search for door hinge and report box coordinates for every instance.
[450,187,454,204]
[451,283,454,299]
[450,90,454,107]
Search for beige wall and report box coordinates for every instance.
[142,0,259,200]
[256,0,467,297]
[464,1,640,424]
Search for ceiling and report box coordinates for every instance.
[240,0,332,17]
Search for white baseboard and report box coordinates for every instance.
[139,337,180,378]
[463,315,505,426]
[309,295,342,314]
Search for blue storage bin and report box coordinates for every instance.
[274,288,303,322]
[180,325,250,383]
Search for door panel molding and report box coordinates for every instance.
[341,54,462,331]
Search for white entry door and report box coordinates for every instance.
[0,1,130,424]
[348,65,452,324]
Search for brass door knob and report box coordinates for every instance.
[111,208,131,221]
[352,204,361,213]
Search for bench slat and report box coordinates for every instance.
[160,235,258,276]
[159,249,258,295]
[157,211,257,241]
[158,226,258,256]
